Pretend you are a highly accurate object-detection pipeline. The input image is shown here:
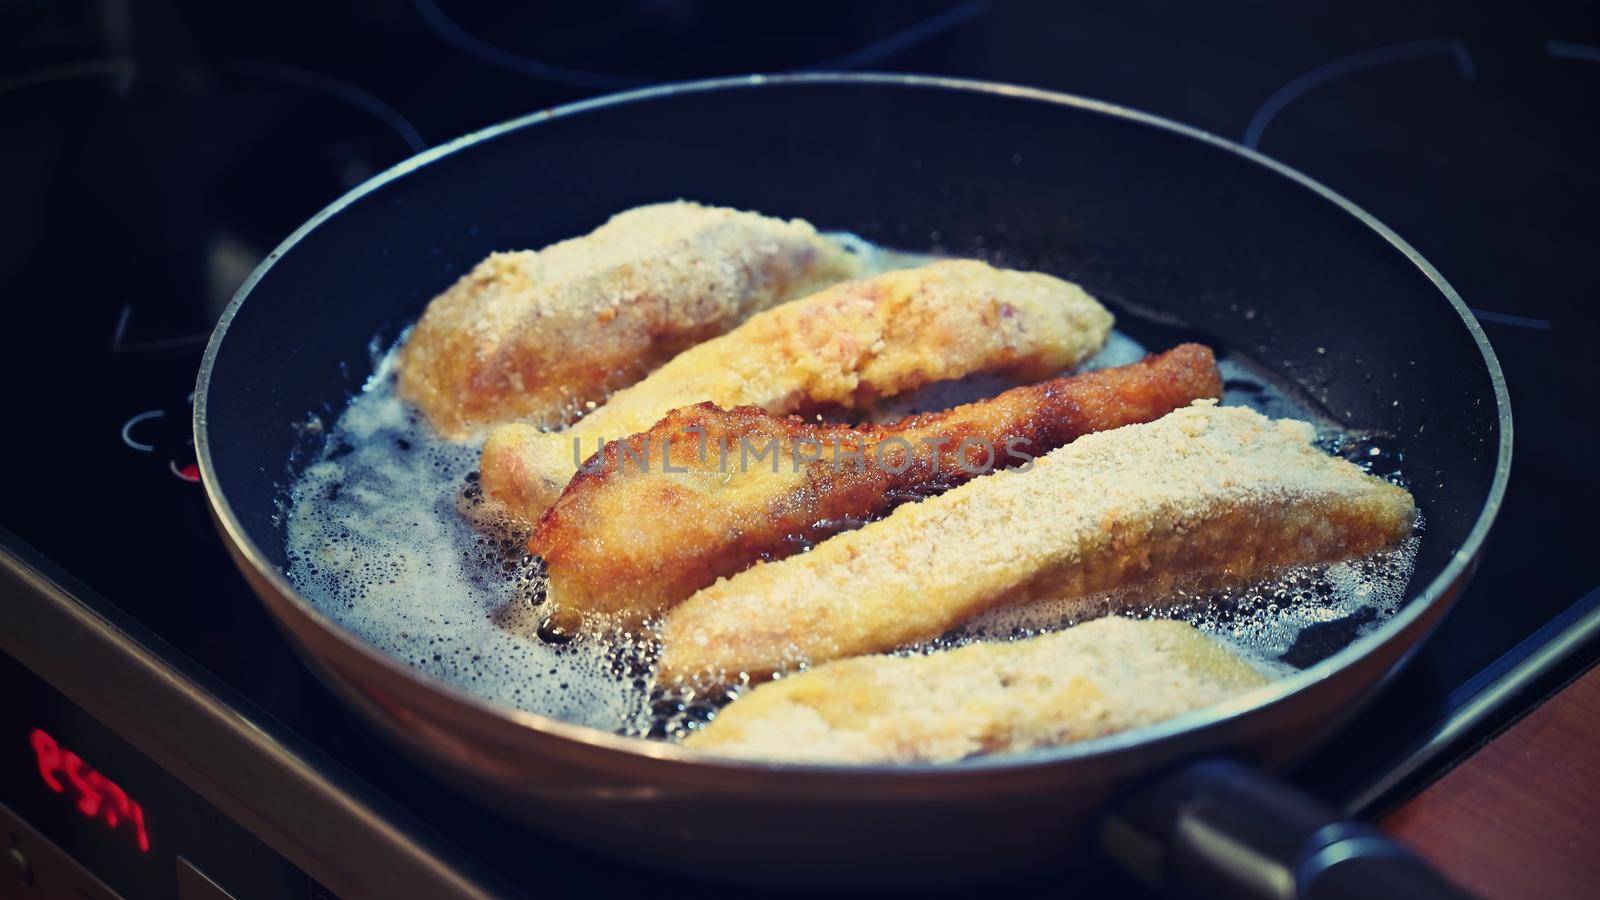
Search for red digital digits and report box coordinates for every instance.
[29,728,151,853]
[30,728,63,791]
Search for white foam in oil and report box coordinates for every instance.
[284,347,655,732]
[283,239,1420,745]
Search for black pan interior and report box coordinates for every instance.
[202,78,1502,641]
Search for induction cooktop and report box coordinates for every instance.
[3,3,1597,898]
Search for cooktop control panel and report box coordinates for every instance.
[1,653,322,900]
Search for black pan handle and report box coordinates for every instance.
[1098,759,1475,900]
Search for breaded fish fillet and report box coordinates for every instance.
[397,201,862,438]
[659,402,1416,683]
[533,345,1221,623]
[482,259,1114,520]
[684,616,1269,764]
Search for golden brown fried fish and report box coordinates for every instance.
[482,259,1114,520]
[684,616,1269,764]
[659,402,1416,683]
[533,345,1221,624]
[397,201,862,438]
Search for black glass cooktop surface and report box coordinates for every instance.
[3,2,1598,896]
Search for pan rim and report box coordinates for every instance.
[194,71,1512,777]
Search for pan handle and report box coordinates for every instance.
[1098,759,1475,900]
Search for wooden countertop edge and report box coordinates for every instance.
[1381,659,1600,899]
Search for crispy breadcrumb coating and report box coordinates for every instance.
[685,616,1268,763]
[397,201,862,438]
[482,259,1114,520]
[659,402,1416,683]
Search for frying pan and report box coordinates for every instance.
[195,74,1509,895]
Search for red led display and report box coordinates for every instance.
[29,728,151,853]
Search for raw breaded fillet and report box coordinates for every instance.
[482,259,1114,520]
[533,345,1221,623]
[659,401,1416,683]
[684,617,1269,764]
[397,201,862,438]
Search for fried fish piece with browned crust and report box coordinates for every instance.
[397,201,862,439]
[659,402,1416,683]
[533,345,1221,624]
[684,616,1269,764]
[482,259,1114,520]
